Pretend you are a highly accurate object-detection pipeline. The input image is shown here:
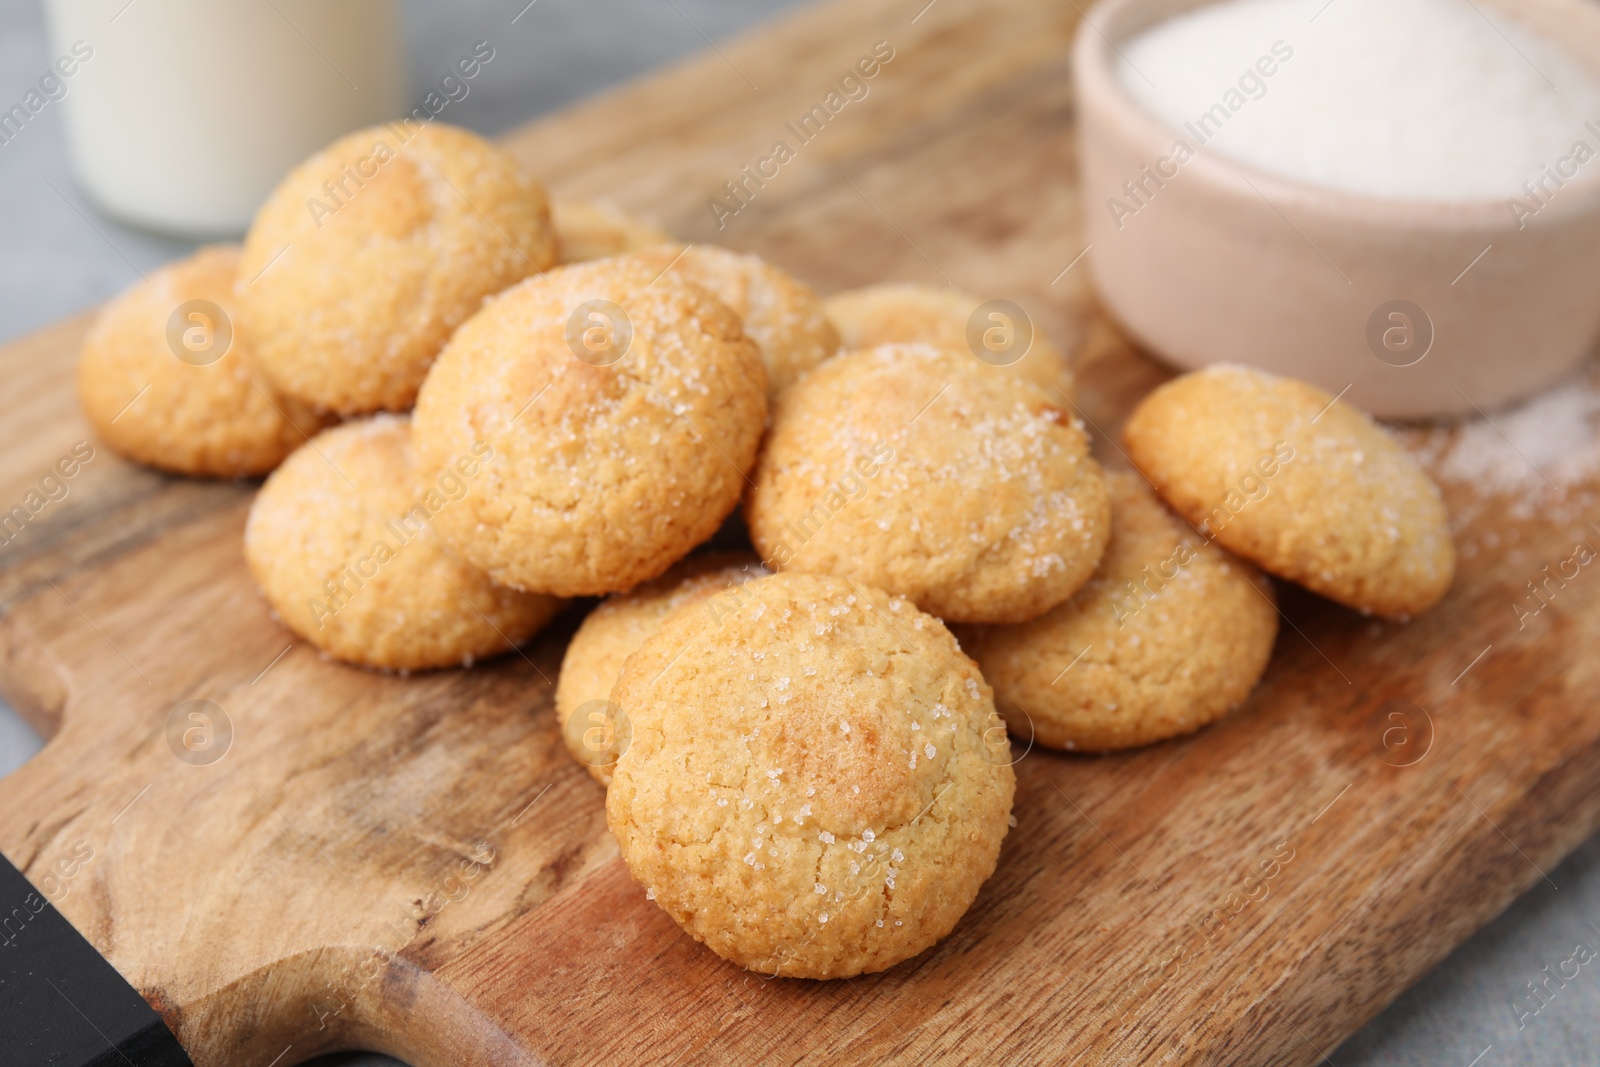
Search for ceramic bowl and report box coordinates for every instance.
[1073,0,1600,418]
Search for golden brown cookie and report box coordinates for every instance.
[556,551,767,784]
[824,282,1074,400]
[77,245,326,477]
[1123,365,1455,618]
[551,200,673,264]
[607,572,1015,979]
[240,122,556,414]
[963,472,1278,752]
[631,244,840,397]
[411,255,768,597]
[244,415,563,671]
[746,344,1109,624]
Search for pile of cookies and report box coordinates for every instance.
[75,120,1455,980]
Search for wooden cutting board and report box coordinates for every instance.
[3,0,1596,1062]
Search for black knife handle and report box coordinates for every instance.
[0,849,192,1067]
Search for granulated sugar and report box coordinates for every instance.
[1118,0,1600,200]
[1404,370,1600,524]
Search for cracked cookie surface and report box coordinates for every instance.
[240,122,556,414]
[606,572,1015,978]
[556,551,767,784]
[1123,365,1455,618]
[746,344,1109,624]
[963,472,1278,752]
[244,415,563,671]
[411,255,768,596]
[631,244,840,398]
[77,245,327,477]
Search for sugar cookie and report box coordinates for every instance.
[244,415,563,671]
[746,344,1109,624]
[240,122,556,414]
[556,551,767,784]
[1123,365,1455,618]
[963,472,1278,752]
[411,255,768,597]
[606,572,1015,979]
[552,200,673,264]
[631,244,840,397]
[77,245,325,477]
[824,282,1074,400]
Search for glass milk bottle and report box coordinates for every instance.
[45,0,407,236]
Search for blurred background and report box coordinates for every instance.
[2,2,1598,1065]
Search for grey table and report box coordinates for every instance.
[2,2,1597,1063]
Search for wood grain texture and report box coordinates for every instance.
[2,0,1595,1063]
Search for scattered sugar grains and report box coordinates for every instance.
[747,344,1108,624]
[410,256,767,596]
[1118,0,1600,200]
[606,573,1013,978]
[1404,369,1600,532]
